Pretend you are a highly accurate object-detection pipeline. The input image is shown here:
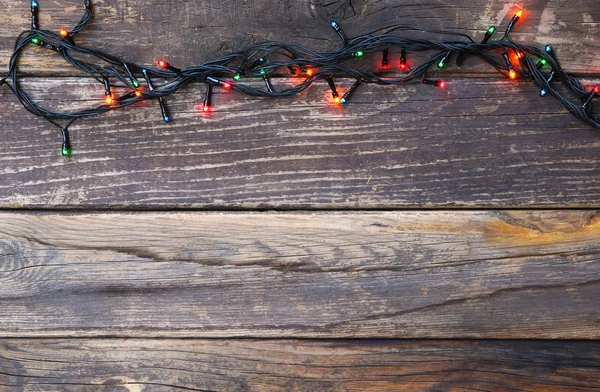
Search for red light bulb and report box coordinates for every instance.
[222,82,232,89]
[158,59,168,69]
[439,81,446,88]
[203,104,210,112]
[595,86,600,94]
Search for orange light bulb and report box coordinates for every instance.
[334,97,340,104]
[306,69,314,76]
[105,95,113,105]
[134,91,142,97]
[516,10,523,18]
[509,70,517,80]
[59,28,68,37]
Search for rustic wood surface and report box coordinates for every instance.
[1,0,600,389]
[2,339,599,391]
[2,78,600,208]
[0,210,598,338]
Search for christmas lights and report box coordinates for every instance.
[203,84,212,113]
[326,77,340,103]
[381,48,389,69]
[400,49,408,70]
[1,1,599,157]
[340,80,361,104]
[330,21,348,45]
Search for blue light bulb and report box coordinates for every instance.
[540,89,547,97]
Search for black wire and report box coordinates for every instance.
[2,0,599,154]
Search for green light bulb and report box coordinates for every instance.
[355,50,364,57]
[233,73,241,81]
[260,69,266,75]
[31,37,39,44]
[487,26,496,35]
[541,59,547,65]
[61,146,71,156]
[437,59,445,68]
[132,79,140,88]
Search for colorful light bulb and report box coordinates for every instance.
[509,70,517,79]
[206,76,233,89]
[381,48,389,69]
[536,58,547,69]
[233,73,241,81]
[157,59,168,69]
[582,88,597,111]
[59,28,68,37]
[422,79,446,88]
[102,76,113,105]
[61,128,71,157]
[438,51,451,69]
[330,20,348,45]
[326,77,339,102]
[506,9,524,36]
[203,84,212,113]
[340,80,361,104]
[400,49,407,70]
[306,69,314,76]
[31,0,39,29]
[478,26,496,48]
[262,74,274,92]
[354,50,364,57]
[31,37,39,44]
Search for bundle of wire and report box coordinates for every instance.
[2,1,599,156]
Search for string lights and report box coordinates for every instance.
[1,1,599,156]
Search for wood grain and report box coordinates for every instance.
[1,0,599,75]
[0,210,599,338]
[2,78,600,208]
[1,339,599,391]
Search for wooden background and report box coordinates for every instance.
[1,0,599,390]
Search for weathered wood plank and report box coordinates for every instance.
[2,77,600,208]
[1,0,599,75]
[1,339,599,391]
[0,210,599,338]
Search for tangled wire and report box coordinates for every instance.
[2,0,599,156]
